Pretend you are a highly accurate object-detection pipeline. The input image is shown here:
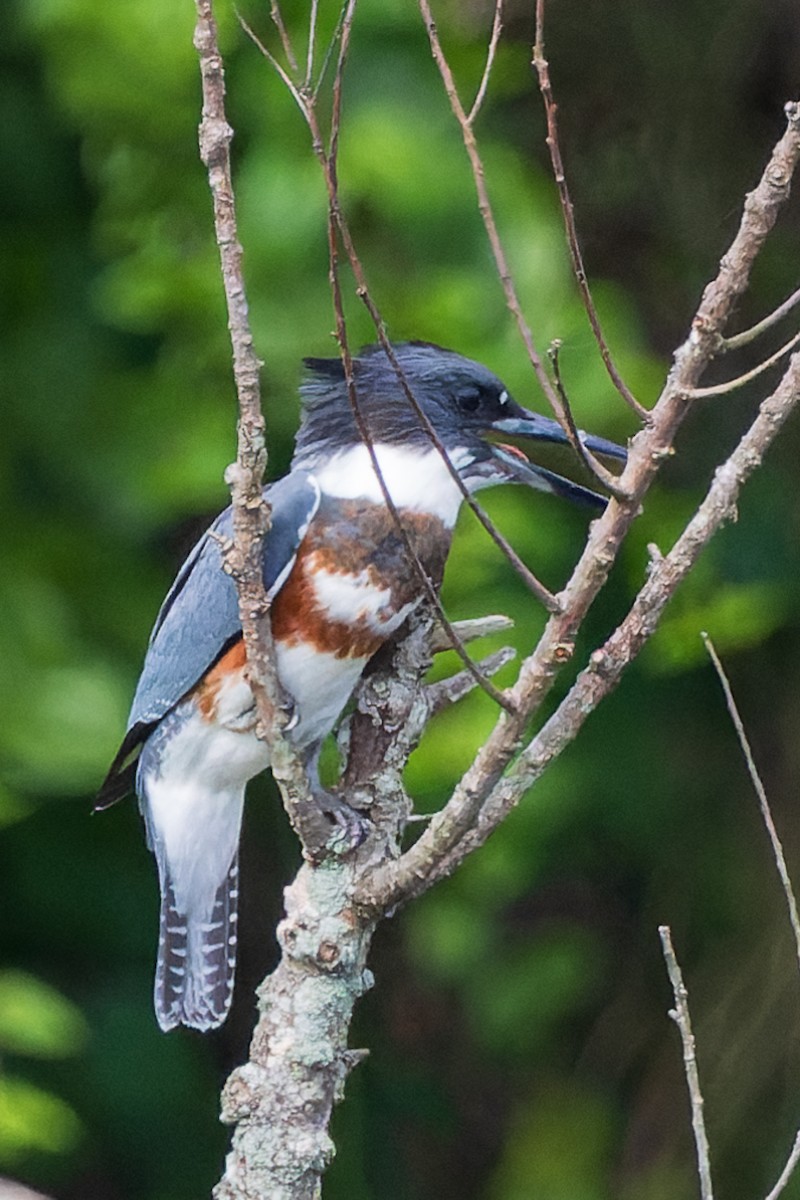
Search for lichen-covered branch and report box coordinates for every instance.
[214,613,438,1200]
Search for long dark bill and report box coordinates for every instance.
[488,408,627,510]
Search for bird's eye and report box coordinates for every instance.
[457,389,481,413]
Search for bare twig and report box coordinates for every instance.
[193,3,279,731]
[765,1129,800,1200]
[430,613,515,651]
[702,634,800,977]
[305,0,320,88]
[533,0,650,422]
[659,926,715,1200]
[304,13,567,614]
[311,1,518,714]
[722,284,800,351]
[269,0,298,74]
[466,0,504,127]
[702,632,800,1200]
[547,338,625,483]
[237,15,306,110]
[687,327,800,397]
[312,5,349,102]
[418,0,633,495]
[358,302,564,611]
[425,646,517,716]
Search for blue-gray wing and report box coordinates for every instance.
[127,469,320,732]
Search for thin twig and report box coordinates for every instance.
[269,0,299,74]
[533,0,649,422]
[765,1129,800,1200]
[659,926,715,1200]
[466,0,504,127]
[312,5,349,101]
[309,4,565,611]
[418,0,631,497]
[426,646,517,716]
[722,285,800,352]
[430,613,515,652]
[702,633,800,977]
[305,0,320,89]
[547,338,623,482]
[703,633,800,1200]
[687,327,800,397]
[334,314,518,713]
[328,0,353,161]
[352,295,564,612]
[238,13,307,112]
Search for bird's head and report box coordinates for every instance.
[293,341,626,518]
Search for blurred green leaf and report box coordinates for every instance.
[0,784,31,832]
[488,1081,615,1200]
[644,581,789,673]
[0,1075,83,1163]
[0,971,88,1058]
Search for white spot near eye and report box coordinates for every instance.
[498,389,509,406]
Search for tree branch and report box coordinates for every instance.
[214,612,440,1200]
[193,1,316,846]
[686,326,800,397]
[357,100,800,907]
[366,349,800,902]
[355,91,800,906]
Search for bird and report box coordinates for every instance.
[97,341,626,1033]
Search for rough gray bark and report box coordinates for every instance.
[213,615,431,1200]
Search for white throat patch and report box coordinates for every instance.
[311,443,472,528]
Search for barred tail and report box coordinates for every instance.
[154,856,239,1032]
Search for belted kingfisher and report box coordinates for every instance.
[97,341,625,1033]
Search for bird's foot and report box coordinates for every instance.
[322,792,371,854]
[296,786,371,860]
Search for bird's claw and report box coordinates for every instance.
[297,787,371,860]
[322,794,371,854]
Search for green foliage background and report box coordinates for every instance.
[3,0,800,1196]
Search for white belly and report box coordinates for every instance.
[275,641,369,749]
[141,700,270,917]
